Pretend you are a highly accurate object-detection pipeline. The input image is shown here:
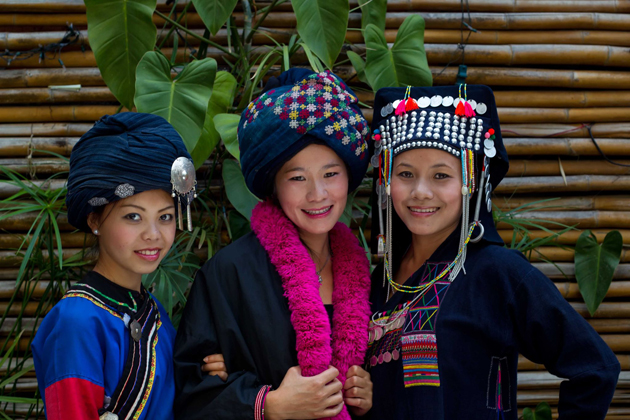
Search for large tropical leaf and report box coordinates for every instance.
[222,159,260,220]
[213,113,241,160]
[85,0,157,110]
[522,402,552,420]
[358,0,387,33]
[575,230,623,316]
[135,52,217,152]
[191,71,238,168]
[292,0,348,69]
[364,15,433,91]
[192,0,238,36]
[347,51,368,84]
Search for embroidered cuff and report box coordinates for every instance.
[255,385,272,420]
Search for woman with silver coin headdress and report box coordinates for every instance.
[31,112,200,420]
[366,85,619,419]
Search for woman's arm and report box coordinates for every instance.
[510,265,620,420]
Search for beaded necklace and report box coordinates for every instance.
[77,283,138,313]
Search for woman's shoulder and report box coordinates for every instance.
[207,231,267,268]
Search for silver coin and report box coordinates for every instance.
[386,103,394,115]
[442,96,454,107]
[381,105,389,118]
[371,154,380,168]
[453,97,461,108]
[430,95,443,107]
[468,99,477,111]
[393,100,401,109]
[484,139,495,149]
[476,102,488,115]
[487,198,493,213]
[484,147,496,158]
[418,96,431,108]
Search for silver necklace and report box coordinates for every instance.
[316,252,331,284]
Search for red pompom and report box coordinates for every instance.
[488,128,495,135]
[405,98,419,112]
[374,134,381,141]
[455,100,466,116]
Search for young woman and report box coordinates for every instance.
[32,113,199,420]
[366,85,620,419]
[174,69,373,420]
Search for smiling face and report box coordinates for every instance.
[274,143,349,238]
[391,148,463,244]
[87,189,176,287]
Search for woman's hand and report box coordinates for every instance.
[265,365,344,420]
[201,354,227,382]
[344,365,373,417]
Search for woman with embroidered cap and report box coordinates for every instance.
[173,68,373,420]
[31,112,199,420]
[365,85,620,419]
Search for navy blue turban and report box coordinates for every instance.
[238,69,370,199]
[66,112,192,232]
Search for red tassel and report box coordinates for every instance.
[395,100,406,115]
[405,97,419,112]
[464,101,475,117]
[455,100,466,116]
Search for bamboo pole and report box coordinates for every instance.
[499,229,630,246]
[502,122,630,138]
[571,303,630,319]
[0,68,103,88]
[0,87,115,104]
[0,105,121,123]
[0,232,91,249]
[503,138,630,156]
[495,175,630,194]
[494,209,630,229]
[431,67,630,89]
[496,196,630,212]
[532,263,630,280]
[527,247,630,262]
[0,0,186,13]
[507,160,630,177]
[560,283,630,302]
[0,158,68,175]
[0,179,66,199]
[0,123,92,137]
[520,353,630,371]
[0,137,78,156]
[494,91,630,108]
[498,107,630,124]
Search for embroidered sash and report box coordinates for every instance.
[63,283,161,420]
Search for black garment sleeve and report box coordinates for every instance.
[509,265,620,420]
[173,257,264,420]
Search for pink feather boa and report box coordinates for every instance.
[250,200,371,420]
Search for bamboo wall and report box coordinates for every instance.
[1,0,630,418]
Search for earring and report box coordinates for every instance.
[93,229,99,235]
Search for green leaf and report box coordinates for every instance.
[347,51,368,84]
[214,113,241,160]
[364,15,433,91]
[292,0,349,68]
[192,71,238,168]
[358,0,387,33]
[135,52,217,152]
[522,402,552,420]
[228,210,252,241]
[193,0,238,35]
[575,230,623,316]
[85,0,157,110]
[222,159,260,220]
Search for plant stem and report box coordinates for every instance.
[157,1,193,50]
[154,10,238,59]
[246,0,282,44]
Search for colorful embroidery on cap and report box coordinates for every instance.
[242,71,369,158]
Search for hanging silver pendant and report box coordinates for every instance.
[99,412,118,420]
[171,157,197,231]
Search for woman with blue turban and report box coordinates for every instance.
[32,113,198,420]
[174,69,374,420]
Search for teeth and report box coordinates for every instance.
[304,206,331,215]
[138,250,159,256]
[410,207,438,213]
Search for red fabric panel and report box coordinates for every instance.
[45,377,103,420]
